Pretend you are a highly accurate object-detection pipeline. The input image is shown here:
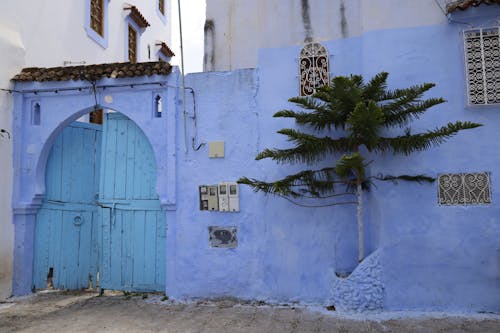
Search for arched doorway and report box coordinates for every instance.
[33,112,165,292]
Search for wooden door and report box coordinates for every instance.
[33,122,102,290]
[98,113,166,291]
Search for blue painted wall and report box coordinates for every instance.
[11,6,500,312]
[170,7,500,311]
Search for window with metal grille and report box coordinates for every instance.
[299,42,330,96]
[128,24,138,63]
[463,27,500,105]
[89,109,103,125]
[438,172,491,205]
[90,0,104,37]
[159,0,165,15]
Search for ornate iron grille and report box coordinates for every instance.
[90,0,104,37]
[128,25,137,63]
[464,27,500,105]
[159,0,165,15]
[299,42,330,96]
[438,172,491,205]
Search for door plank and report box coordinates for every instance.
[34,122,102,291]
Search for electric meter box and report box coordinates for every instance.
[207,185,219,211]
[228,182,240,212]
[218,183,229,211]
[199,182,239,212]
[199,185,219,211]
[199,185,209,210]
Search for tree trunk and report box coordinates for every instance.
[357,180,364,263]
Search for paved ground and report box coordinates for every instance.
[0,290,499,333]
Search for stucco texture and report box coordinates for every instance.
[9,5,500,313]
[178,10,500,311]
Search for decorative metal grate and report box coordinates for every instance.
[90,0,104,37]
[299,42,330,96]
[209,226,237,248]
[128,25,138,63]
[463,27,500,105]
[438,172,491,205]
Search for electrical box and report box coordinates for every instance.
[207,185,219,211]
[199,185,209,210]
[199,182,239,213]
[199,185,219,211]
[228,182,239,212]
[209,141,225,158]
[218,183,229,211]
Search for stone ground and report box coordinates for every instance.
[0,290,499,333]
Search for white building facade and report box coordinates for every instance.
[0,0,173,300]
[204,0,448,71]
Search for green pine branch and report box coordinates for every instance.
[382,97,446,128]
[377,121,482,155]
[256,129,349,164]
[238,167,353,198]
[361,72,389,101]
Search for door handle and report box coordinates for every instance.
[73,215,84,226]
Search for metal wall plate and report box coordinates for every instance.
[209,226,237,248]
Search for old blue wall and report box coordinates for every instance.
[11,6,500,312]
[171,7,500,311]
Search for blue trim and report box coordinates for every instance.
[85,0,110,49]
[157,0,167,24]
[124,17,145,62]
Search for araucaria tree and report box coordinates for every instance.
[238,72,481,263]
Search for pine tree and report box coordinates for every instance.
[238,72,481,263]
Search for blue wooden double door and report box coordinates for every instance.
[33,113,166,292]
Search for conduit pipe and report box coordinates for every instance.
[177,0,188,153]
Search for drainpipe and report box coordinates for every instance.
[177,0,188,153]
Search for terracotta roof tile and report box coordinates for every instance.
[158,42,175,58]
[126,6,150,28]
[446,0,500,13]
[12,61,172,82]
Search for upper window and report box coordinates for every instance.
[464,26,500,106]
[299,42,330,96]
[159,0,165,15]
[157,0,167,23]
[86,0,109,48]
[128,24,138,63]
[90,0,104,36]
[124,6,150,63]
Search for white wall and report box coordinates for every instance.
[15,0,172,67]
[0,24,25,300]
[0,0,172,299]
[204,0,447,71]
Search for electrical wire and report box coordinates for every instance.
[277,194,357,208]
[186,86,206,151]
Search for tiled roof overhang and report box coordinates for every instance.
[158,42,175,58]
[125,6,150,28]
[446,0,500,13]
[12,61,172,82]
